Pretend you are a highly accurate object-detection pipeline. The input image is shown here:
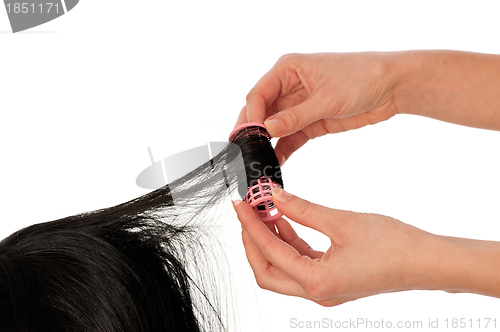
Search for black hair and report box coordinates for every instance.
[0,185,229,331]
[0,125,279,332]
[0,148,240,332]
[230,125,283,194]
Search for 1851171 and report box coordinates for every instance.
[6,3,59,14]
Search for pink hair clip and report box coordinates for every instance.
[229,123,283,223]
[228,122,267,141]
[245,176,283,222]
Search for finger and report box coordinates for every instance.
[240,227,271,274]
[234,105,249,129]
[265,221,282,240]
[233,199,314,286]
[271,188,336,235]
[264,93,322,137]
[273,130,310,166]
[274,218,324,259]
[273,118,342,165]
[244,226,357,306]
[246,71,283,124]
[307,104,397,135]
[272,117,358,165]
[241,229,313,298]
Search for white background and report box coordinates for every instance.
[1,1,500,331]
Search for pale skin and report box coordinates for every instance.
[233,50,500,306]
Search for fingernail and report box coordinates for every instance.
[232,199,243,208]
[264,118,283,136]
[272,187,292,203]
[281,155,286,166]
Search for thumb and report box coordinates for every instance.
[271,187,333,234]
[264,96,321,137]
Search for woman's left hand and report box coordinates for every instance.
[233,188,444,306]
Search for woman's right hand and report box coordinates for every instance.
[239,51,500,166]
[239,52,405,165]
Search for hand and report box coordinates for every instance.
[235,52,402,165]
[233,188,444,306]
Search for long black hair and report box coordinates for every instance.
[0,142,243,332]
[0,125,277,332]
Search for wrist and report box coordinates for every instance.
[386,50,423,116]
[404,233,465,292]
[404,231,500,297]
[438,236,500,297]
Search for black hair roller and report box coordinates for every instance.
[229,122,283,222]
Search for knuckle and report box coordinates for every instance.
[254,274,270,290]
[245,89,257,102]
[296,199,318,220]
[285,106,304,126]
[246,89,268,111]
[280,138,296,159]
[303,280,327,300]
[318,301,335,308]
[277,53,298,63]
[316,119,330,137]
[303,272,338,300]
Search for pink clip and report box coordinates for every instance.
[245,177,283,223]
[229,122,267,142]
